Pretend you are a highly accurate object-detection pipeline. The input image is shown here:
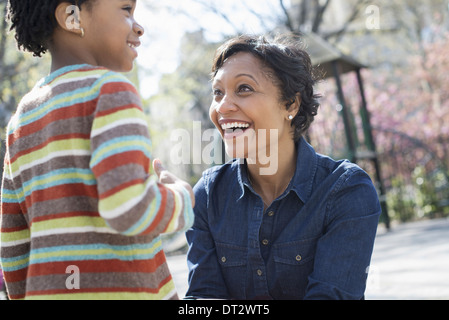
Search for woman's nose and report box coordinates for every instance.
[214,94,238,115]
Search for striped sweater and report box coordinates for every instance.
[0,64,193,300]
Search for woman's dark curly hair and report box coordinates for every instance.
[212,34,321,141]
[6,0,95,57]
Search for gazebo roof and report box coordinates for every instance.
[301,32,366,77]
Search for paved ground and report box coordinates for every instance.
[167,217,449,300]
[365,217,449,300]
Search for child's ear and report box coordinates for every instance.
[54,2,84,37]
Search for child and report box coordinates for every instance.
[1,0,194,300]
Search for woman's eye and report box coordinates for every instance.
[213,89,223,96]
[238,85,253,94]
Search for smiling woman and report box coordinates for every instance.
[186,34,382,300]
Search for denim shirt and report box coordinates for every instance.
[186,137,381,300]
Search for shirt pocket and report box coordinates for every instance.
[215,242,247,299]
[273,237,318,299]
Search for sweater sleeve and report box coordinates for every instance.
[89,72,193,236]
[0,147,30,300]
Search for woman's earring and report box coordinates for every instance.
[80,27,85,38]
[288,115,294,120]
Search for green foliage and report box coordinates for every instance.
[386,177,417,223]
[413,166,449,219]
[386,166,449,222]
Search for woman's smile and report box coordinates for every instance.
[219,119,252,139]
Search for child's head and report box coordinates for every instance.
[7,0,94,57]
[7,0,144,72]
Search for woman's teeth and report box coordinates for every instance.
[221,122,250,131]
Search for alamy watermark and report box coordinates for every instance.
[65,5,81,30]
[65,265,80,290]
[169,121,279,175]
[365,5,381,30]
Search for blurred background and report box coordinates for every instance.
[1,0,449,300]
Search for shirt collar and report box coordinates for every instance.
[290,137,318,203]
[236,136,318,203]
[236,159,251,201]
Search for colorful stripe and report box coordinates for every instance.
[0,64,193,300]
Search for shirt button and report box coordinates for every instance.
[221,257,227,263]
[296,255,302,262]
[262,239,269,246]
[257,269,263,276]
[267,211,275,217]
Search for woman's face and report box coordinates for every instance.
[80,0,144,72]
[210,52,293,161]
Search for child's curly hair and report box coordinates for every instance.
[6,0,94,57]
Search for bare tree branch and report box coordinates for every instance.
[312,0,331,33]
[298,0,309,30]
[189,0,240,34]
[280,0,294,32]
[323,0,371,43]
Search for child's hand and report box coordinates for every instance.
[152,159,195,208]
